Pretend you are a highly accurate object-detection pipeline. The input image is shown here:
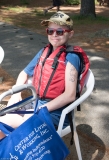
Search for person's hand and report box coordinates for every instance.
[38,104,48,110]
[7,93,22,107]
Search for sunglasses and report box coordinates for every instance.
[46,28,71,36]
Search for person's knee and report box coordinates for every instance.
[0,114,24,128]
[23,109,33,121]
[0,130,5,139]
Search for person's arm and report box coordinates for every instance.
[7,49,44,106]
[41,61,78,111]
[7,71,28,106]
[15,70,28,86]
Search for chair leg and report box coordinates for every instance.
[72,111,82,160]
[74,131,82,160]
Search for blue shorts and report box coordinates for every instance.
[36,99,69,128]
[24,98,69,128]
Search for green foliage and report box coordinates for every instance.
[6,6,26,12]
[95,0,99,5]
[70,14,109,25]
[65,0,99,5]
[65,0,80,5]
[20,0,31,5]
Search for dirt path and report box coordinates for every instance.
[0,3,109,54]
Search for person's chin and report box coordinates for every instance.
[51,41,61,46]
[53,44,60,49]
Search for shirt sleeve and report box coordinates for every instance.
[24,48,43,76]
[66,52,80,73]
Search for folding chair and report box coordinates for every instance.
[57,69,95,160]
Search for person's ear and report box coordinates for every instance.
[69,30,74,39]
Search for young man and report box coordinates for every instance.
[0,11,80,138]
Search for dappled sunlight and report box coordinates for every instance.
[0,8,45,33]
[90,56,105,61]
[0,67,15,91]
[71,36,109,56]
[95,5,109,17]
[92,105,109,114]
[106,41,109,44]
[78,42,90,46]
[96,45,102,49]
[0,4,109,41]
[0,67,31,101]
[92,38,109,53]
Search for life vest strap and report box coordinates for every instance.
[37,95,52,101]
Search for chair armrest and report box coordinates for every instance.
[57,75,95,134]
[57,92,88,133]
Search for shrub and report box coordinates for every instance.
[65,0,80,5]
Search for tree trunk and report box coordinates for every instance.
[107,0,109,7]
[80,0,96,17]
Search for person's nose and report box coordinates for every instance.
[52,30,57,36]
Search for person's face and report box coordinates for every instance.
[47,22,74,50]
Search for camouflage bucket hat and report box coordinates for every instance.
[41,11,73,30]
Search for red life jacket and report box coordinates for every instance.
[33,44,90,99]
[67,45,90,94]
[33,44,67,99]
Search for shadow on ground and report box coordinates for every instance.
[63,124,106,160]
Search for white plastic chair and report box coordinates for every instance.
[0,69,94,159]
[57,69,95,160]
[0,46,4,64]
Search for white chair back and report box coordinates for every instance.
[0,46,4,64]
[57,69,95,160]
[11,69,95,160]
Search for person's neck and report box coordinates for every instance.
[52,43,68,51]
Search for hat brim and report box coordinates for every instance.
[41,20,53,26]
[41,19,68,27]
